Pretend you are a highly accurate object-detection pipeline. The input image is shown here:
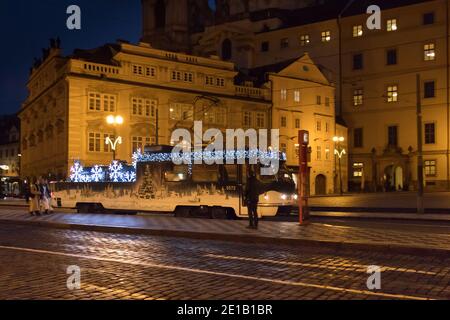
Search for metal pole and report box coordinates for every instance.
[339,153,343,196]
[155,108,159,145]
[417,74,425,214]
[298,133,304,225]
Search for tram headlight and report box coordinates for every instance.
[264,194,269,201]
[293,194,298,200]
[281,194,288,200]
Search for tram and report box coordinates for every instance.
[51,145,297,219]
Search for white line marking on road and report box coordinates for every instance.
[205,254,437,275]
[0,245,432,300]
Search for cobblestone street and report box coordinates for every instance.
[0,223,449,300]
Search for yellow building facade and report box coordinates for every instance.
[19,41,273,179]
[188,0,448,191]
[19,38,338,195]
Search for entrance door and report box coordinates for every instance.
[394,166,404,191]
[315,174,327,195]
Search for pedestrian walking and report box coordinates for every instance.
[245,170,260,229]
[28,177,41,216]
[39,178,53,215]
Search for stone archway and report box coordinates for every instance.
[384,165,404,191]
[315,174,327,195]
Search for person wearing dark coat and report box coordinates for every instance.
[245,172,260,229]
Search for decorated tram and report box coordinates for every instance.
[51,145,297,219]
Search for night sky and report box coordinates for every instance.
[0,1,212,116]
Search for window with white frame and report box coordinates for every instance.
[294,90,300,102]
[353,89,363,106]
[88,132,101,152]
[88,93,116,112]
[316,120,322,132]
[353,25,363,37]
[88,93,101,111]
[353,163,364,177]
[424,160,437,176]
[387,85,398,102]
[132,136,144,153]
[145,66,156,77]
[203,107,227,125]
[243,111,252,127]
[295,118,300,129]
[103,133,115,153]
[172,71,182,81]
[424,43,436,61]
[321,31,331,42]
[300,34,310,46]
[205,76,225,87]
[170,103,194,121]
[171,71,194,83]
[256,113,265,128]
[281,89,287,101]
[132,64,156,78]
[132,136,155,153]
[316,95,322,105]
[132,64,143,75]
[325,146,331,160]
[387,19,398,31]
[317,146,322,160]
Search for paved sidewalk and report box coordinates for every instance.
[311,211,450,221]
[0,209,449,256]
[3,199,450,222]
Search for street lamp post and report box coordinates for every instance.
[105,115,124,161]
[333,136,346,196]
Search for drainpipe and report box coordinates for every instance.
[446,0,450,190]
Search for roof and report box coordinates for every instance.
[0,114,20,145]
[252,0,434,32]
[336,116,348,128]
[70,43,121,66]
[235,58,299,86]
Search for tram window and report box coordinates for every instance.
[258,164,278,181]
[165,165,189,182]
[192,164,219,183]
[224,165,238,182]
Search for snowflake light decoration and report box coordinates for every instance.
[109,161,124,182]
[69,161,84,182]
[122,171,137,182]
[90,165,104,182]
[132,149,142,169]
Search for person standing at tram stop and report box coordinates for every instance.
[28,177,41,216]
[245,170,260,230]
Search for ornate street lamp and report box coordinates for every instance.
[105,115,124,160]
[333,136,346,196]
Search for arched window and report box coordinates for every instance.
[221,39,232,61]
[155,0,166,29]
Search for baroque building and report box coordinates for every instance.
[178,0,450,192]
[19,37,339,195]
[0,114,21,196]
[19,39,271,180]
